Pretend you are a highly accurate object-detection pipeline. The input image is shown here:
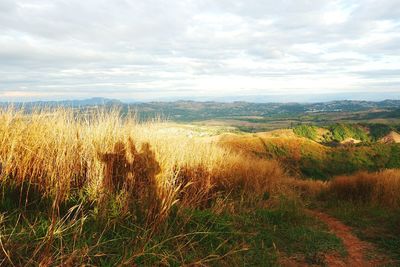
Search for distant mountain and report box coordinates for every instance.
[2,98,400,109]
[156,92,400,103]
[59,97,122,106]
[0,97,123,108]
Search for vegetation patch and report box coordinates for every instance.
[293,125,318,141]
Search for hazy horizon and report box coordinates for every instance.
[1,91,400,104]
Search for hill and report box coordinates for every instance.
[218,126,400,179]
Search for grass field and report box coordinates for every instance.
[0,107,399,265]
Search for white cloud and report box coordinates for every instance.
[0,0,399,101]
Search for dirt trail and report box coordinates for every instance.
[310,210,390,267]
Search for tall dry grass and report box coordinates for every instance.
[327,169,400,208]
[0,107,286,221]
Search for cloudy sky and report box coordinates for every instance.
[0,0,400,102]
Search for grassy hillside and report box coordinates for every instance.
[0,107,399,265]
[218,124,400,179]
[0,108,346,265]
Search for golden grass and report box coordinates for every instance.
[284,178,328,198]
[328,169,400,208]
[0,107,287,221]
[217,133,267,156]
[218,132,327,159]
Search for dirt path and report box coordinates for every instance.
[310,210,390,267]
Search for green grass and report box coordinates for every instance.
[236,200,345,265]
[0,186,345,266]
[320,200,400,262]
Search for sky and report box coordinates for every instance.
[0,0,400,102]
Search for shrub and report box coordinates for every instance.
[293,125,318,140]
[367,123,393,141]
[328,123,369,142]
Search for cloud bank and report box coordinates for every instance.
[0,0,399,101]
